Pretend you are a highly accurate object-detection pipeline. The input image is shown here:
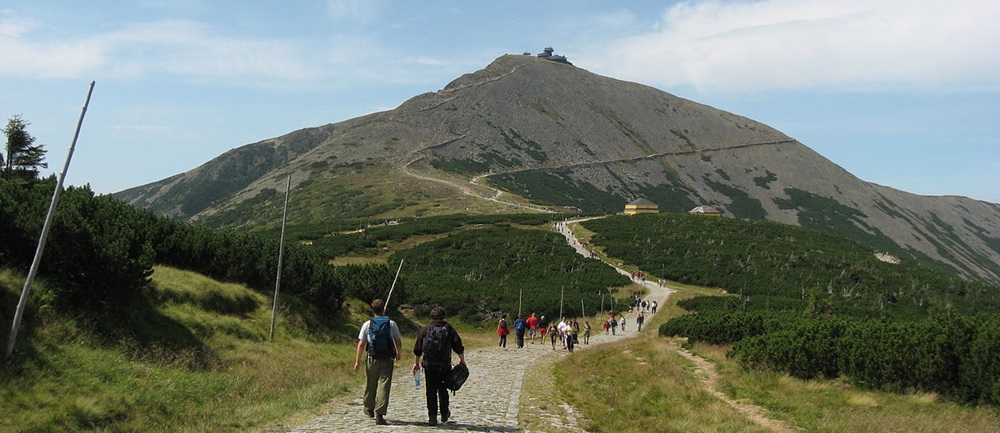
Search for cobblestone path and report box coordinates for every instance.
[282,220,672,432]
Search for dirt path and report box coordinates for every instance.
[277,218,793,432]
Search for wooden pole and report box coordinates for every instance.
[559,286,564,319]
[383,259,404,311]
[517,288,522,317]
[269,175,292,342]
[6,81,95,360]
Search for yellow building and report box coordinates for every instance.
[624,198,659,215]
[688,205,722,216]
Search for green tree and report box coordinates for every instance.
[3,114,47,180]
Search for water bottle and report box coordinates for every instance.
[413,370,420,389]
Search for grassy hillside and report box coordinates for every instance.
[582,213,999,319]
[3,211,999,432]
[549,284,1000,433]
[0,266,364,433]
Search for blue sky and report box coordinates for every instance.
[2,0,998,203]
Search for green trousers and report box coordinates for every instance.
[364,357,395,416]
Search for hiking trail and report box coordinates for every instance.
[270,218,795,432]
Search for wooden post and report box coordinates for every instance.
[6,81,95,360]
[269,175,292,342]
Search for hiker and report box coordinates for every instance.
[538,315,549,342]
[513,314,527,348]
[353,299,403,426]
[651,301,658,314]
[548,323,558,349]
[565,320,577,352]
[526,313,539,344]
[497,314,509,348]
[602,320,610,335]
[583,322,591,344]
[413,306,466,426]
[557,317,568,347]
[636,312,645,332]
[620,315,627,332]
[610,317,618,335]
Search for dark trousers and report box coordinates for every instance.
[499,334,507,347]
[424,367,450,421]
[516,331,525,348]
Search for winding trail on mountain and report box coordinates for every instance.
[274,218,796,432]
[399,139,796,214]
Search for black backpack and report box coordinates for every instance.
[421,323,452,370]
[367,316,395,360]
[445,362,469,394]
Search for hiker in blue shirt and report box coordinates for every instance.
[513,314,527,348]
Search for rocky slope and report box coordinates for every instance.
[115,54,1000,284]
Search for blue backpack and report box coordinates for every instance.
[367,316,395,360]
[514,318,526,332]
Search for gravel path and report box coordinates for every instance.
[282,220,673,432]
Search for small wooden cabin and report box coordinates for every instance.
[624,198,659,215]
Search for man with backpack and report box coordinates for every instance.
[513,313,527,348]
[353,299,403,425]
[412,306,466,426]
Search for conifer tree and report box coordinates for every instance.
[3,114,47,180]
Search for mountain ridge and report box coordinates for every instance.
[115,54,1000,285]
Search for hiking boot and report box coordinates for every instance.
[428,417,438,426]
[441,410,450,423]
[364,408,374,418]
[375,414,387,425]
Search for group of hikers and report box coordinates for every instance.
[353,299,465,427]
[496,312,594,352]
[352,280,662,426]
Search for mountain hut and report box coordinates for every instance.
[688,205,722,216]
[624,198,659,215]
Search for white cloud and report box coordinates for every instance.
[584,0,1000,93]
[0,14,339,87]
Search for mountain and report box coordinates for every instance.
[115,53,1000,285]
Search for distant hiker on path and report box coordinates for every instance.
[636,312,645,332]
[497,314,509,348]
[565,320,577,352]
[353,299,403,426]
[526,313,539,344]
[583,322,591,344]
[513,314,527,348]
[413,306,466,426]
[548,323,558,349]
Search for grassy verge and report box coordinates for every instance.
[700,341,1000,432]
[552,281,1000,433]
[1,266,362,433]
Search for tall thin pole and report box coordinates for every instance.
[6,81,95,360]
[383,259,404,311]
[559,286,564,319]
[581,299,585,318]
[517,288,522,317]
[269,175,292,342]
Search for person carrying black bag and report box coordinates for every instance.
[412,306,466,426]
